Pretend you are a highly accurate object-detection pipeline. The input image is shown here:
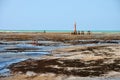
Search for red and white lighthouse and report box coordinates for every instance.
[74,22,77,34]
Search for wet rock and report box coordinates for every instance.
[100,40,119,44]
[69,40,120,45]
[70,40,99,45]
[5,47,39,52]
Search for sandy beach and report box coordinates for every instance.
[0,32,120,80]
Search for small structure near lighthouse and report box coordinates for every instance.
[71,21,91,35]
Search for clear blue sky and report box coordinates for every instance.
[0,0,120,30]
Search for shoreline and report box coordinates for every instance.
[0,32,120,80]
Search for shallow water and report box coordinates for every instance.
[0,40,68,76]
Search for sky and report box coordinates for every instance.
[0,0,120,30]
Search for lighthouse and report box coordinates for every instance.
[74,22,77,34]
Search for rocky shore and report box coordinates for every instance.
[0,44,119,80]
[0,32,120,80]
